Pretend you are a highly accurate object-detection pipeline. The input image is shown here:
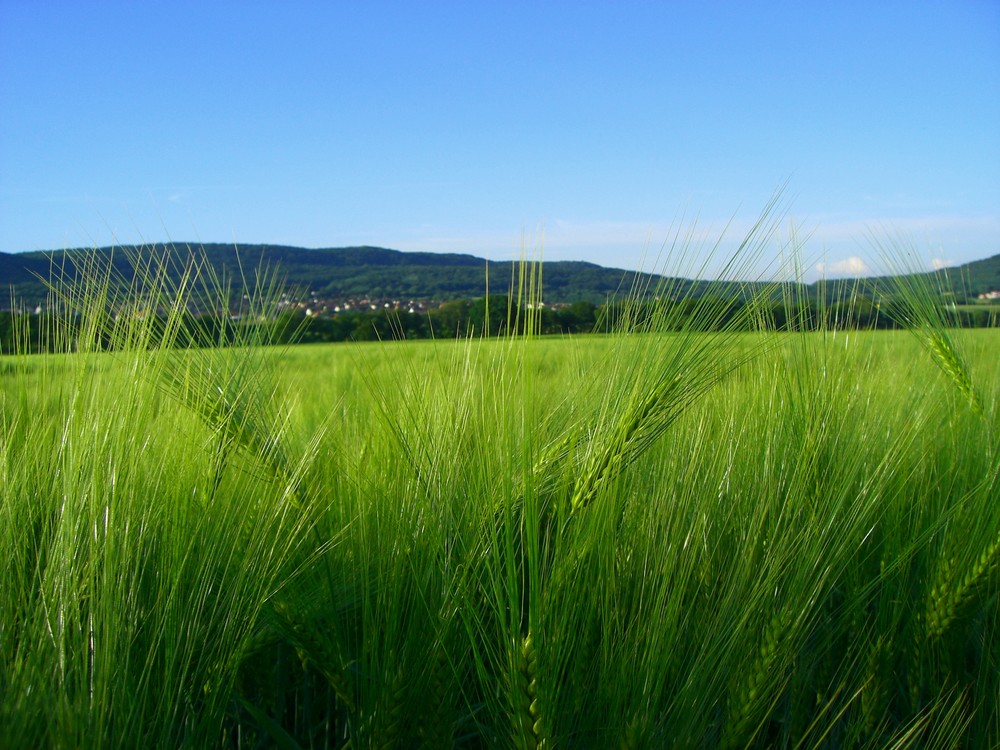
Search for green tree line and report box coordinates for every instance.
[3,296,998,354]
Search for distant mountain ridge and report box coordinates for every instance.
[0,244,668,307]
[1,243,998,309]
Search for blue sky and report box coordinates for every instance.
[1,1,998,279]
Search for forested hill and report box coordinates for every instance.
[0,243,681,307]
[1,243,998,309]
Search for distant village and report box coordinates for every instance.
[273,291,562,319]
[8,286,1000,320]
[7,292,565,318]
[276,292,431,318]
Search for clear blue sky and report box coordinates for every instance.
[2,1,998,279]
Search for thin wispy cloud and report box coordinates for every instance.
[384,218,738,266]
[809,214,1000,245]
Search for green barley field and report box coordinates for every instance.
[1,244,998,748]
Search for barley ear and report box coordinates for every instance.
[720,609,788,750]
[923,329,984,419]
[925,532,1000,642]
[512,631,550,750]
[619,712,649,750]
[417,638,456,748]
[862,635,890,737]
[373,662,408,750]
[871,237,985,420]
[273,602,356,714]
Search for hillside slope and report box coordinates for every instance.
[2,243,997,309]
